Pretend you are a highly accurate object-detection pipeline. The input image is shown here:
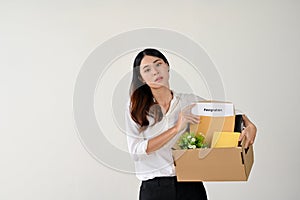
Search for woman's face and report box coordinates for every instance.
[139,55,170,89]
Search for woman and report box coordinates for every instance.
[125,48,257,200]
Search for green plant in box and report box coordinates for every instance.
[178,132,208,149]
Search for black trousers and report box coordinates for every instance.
[139,177,207,200]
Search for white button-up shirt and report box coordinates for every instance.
[125,92,204,181]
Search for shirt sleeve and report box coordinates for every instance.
[125,103,149,161]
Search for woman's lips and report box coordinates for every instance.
[155,76,163,82]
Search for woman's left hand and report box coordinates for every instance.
[239,115,257,148]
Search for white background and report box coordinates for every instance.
[1,0,299,199]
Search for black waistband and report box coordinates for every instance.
[142,176,177,186]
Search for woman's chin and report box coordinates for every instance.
[148,82,168,89]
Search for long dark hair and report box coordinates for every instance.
[129,48,169,131]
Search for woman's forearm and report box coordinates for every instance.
[145,126,178,154]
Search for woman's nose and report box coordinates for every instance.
[152,66,159,75]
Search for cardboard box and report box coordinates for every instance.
[172,101,254,181]
[172,145,254,181]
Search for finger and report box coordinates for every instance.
[183,117,199,125]
[147,82,164,87]
[250,132,256,142]
[246,129,256,145]
[184,115,200,123]
[182,113,199,119]
[239,130,245,141]
[244,138,251,148]
[189,118,200,124]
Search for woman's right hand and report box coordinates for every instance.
[174,104,200,133]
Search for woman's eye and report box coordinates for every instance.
[156,63,162,67]
[144,68,151,73]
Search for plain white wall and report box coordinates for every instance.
[1,0,299,199]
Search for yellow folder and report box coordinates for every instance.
[211,132,241,148]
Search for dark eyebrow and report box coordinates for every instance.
[142,59,163,69]
[153,59,162,64]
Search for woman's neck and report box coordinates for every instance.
[151,87,173,113]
